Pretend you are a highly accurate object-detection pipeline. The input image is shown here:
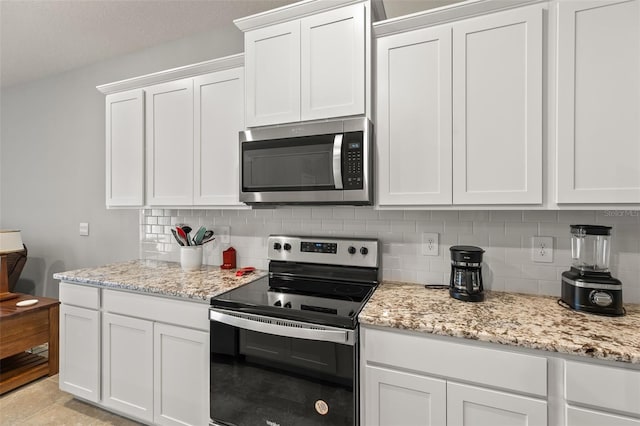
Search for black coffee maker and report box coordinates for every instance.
[449,245,485,302]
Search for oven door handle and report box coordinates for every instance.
[332,134,343,190]
[209,309,355,346]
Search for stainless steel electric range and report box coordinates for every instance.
[209,235,379,426]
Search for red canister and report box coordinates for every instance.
[221,247,236,269]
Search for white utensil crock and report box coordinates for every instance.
[180,246,202,271]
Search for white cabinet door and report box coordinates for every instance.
[557,0,640,203]
[300,3,365,121]
[376,25,453,206]
[452,6,543,204]
[145,79,194,206]
[364,365,447,426]
[105,89,144,207]
[245,20,300,127]
[102,312,154,423]
[566,406,640,426]
[59,304,100,402]
[154,323,209,426]
[193,68,245,206]
[447,382,547,426]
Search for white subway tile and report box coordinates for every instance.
[382,255,401,269]
[398,269,418,283]
[321,220,343,231]
[282,219,304,233]
[429,260,449,273]
[300,219,323,232]
[355,207,379,220]
[459,211,489,222]
[378,210,405,220]
[445,221,473,235]
[343,220,367,232]
[273,208,293,219]
[151,225,164,234]
[255,209,274,218]
[504,278,539,295]
[457,234,489,247]
[178,209,193,217]
[523,210,558,222]
[376,231,404,244]
[311,207,334,219]
[401,256,429,271]
[538,280,561,297]
[472,222,505,236]
[505,222,538,237]
[366,220,391,232]
[431,211,460,222]
[557,210,596,223]
[416,271,446,285]
[390,220,416,233]
[489,211,523,222]
[332,207,355,219]
[485,276,505,292]
[146,216,158,225]
[205,210,223,217]
[416,221,444,233]
[263,219,284,234]
[521,265,557,281]
[291,207,312,219]
[404,210,431,220]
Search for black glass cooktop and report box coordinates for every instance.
[210,275,377,329]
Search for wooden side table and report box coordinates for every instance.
[0,294,60,394]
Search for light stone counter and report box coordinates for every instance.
[359,282,640,364]
[53,259,265,302]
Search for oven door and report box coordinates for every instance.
[209,309,357,426]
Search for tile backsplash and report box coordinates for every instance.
[140,208,640,302]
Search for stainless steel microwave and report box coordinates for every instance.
[239,118,373,205]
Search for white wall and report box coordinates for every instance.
[0,25,243,298]
[141,208,640,303]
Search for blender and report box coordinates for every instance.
[560,225,624,316]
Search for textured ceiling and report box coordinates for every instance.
[0,0,463,89]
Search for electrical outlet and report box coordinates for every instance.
[217,226,230,244]
[422,233,439,256]
[532,236,553,263]
[79,222,89,236]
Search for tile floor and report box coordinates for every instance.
[0,375,141,425]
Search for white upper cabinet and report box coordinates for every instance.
[105,89,144,207]
[193,68,245,206]
[245,21,301,127]
[300,3,366,121]
[375,4,543,207]
[145,79,195,206]
[376,25,453,205]
[556,0,640,204]
[452,5,543,205]
[240,1,368,127]
[98,55,247,208]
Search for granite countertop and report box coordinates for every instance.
[359,282,640,364]
[53,259,266,302]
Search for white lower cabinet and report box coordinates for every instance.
[154,323,209,426]
[59,304,101,402]
[447,382,547,426]
[361,326,548,426]
[365,365,446,426]
[59,282,210,426]
[103,312,154,423]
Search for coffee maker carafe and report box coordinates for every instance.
[449,246,485,302]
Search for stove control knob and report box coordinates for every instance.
[590,291,613,307]
[284,302,292,309]
[283,243,292,251]
[360,247,369,255]
[348,246,356,255]
[273,242,282,250]
[274,300,282,307]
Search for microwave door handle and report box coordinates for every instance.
[332,134,343,189]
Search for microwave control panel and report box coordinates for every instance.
[343,132,364,189]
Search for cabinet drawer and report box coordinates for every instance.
[566,360,640,417]
[363,327,547,397]
[60,282,100,309]
[103,289,209,331]
[567,406,640,426]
